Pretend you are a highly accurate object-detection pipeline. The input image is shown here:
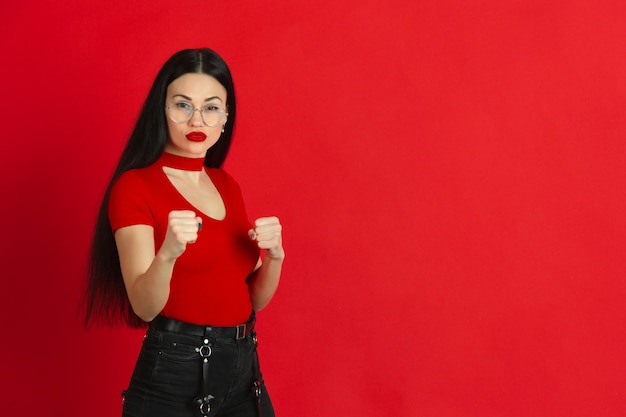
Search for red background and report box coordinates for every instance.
[1,1,625,416]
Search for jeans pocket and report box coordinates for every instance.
[158,340,202,363]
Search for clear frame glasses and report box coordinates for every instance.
[166,102,228,127]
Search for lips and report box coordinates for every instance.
[186,132,207,142]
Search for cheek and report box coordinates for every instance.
[166,122,185,140]
[207,130,223,146]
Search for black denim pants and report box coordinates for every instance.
[121,319,274,417]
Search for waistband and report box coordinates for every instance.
[150,314,255,340]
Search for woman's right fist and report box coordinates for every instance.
[162,210,202,259]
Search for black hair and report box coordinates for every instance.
[83,48,237,327]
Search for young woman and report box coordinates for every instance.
[84,48,284,417]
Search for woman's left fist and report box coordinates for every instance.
[249,216,285,260]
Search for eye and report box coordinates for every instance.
[174,102,193,111]
[203,104,224,113]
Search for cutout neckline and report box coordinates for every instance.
[157,153,227,221]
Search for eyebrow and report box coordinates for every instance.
[172,94,224,102]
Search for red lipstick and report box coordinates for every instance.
[186,132,207,142]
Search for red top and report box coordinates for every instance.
[108,152,259,326]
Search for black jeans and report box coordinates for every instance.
[121,320,274,417]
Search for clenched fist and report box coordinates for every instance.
[249,216,284,260]
[161,210,202,260]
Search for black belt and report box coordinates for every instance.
[150,314,255,340]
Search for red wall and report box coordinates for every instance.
[1,1,625,416]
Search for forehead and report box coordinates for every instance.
[166,73,227,101]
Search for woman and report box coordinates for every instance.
[84,48,284,417]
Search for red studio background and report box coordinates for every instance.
[1,1,625,416]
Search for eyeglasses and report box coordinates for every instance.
[166,102,228,127]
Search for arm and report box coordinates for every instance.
[247,216,285,311]
[115,210,201,322]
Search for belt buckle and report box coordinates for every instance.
[236,324,246,340]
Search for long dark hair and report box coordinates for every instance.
[83,48,237,328]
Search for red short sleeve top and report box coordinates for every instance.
[108,152,259,326]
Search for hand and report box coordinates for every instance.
[161,210,202,260]
[249,216,284,260]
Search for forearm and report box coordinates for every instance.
[126,251,176,322]
[248,256,284,311]
[247,216,285,310]
[116,212,201,323]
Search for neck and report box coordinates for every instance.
[158,151,206,171]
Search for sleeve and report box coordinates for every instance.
[108,170,155,232]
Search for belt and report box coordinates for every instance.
[150,314,255,340]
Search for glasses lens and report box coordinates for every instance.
[201,106,226,127]
[168,103,193,123]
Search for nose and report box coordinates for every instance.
[189,108,204,126]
